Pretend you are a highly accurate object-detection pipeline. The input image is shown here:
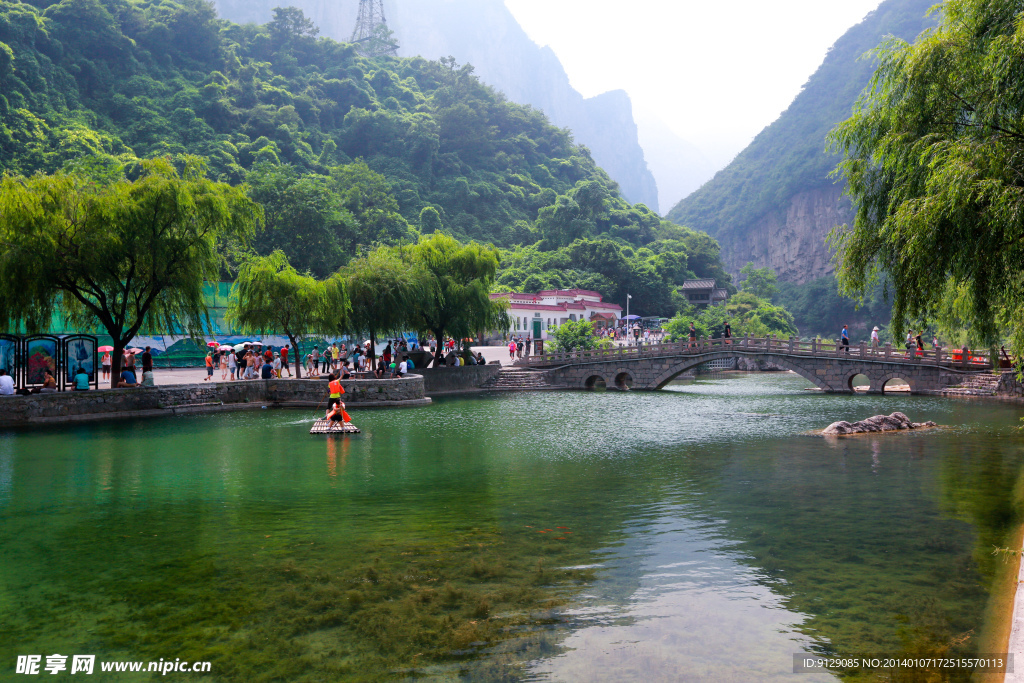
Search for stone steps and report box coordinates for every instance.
[941,373,1000,396]
[481,369,555,391]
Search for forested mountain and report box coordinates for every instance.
[212,0,660,210]
[0,0,723,316]
[666,0,935,283]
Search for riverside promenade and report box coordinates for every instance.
[141,346,515,386]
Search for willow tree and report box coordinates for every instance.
[0,156,261,387]
[404,233,509,366]
[227,251,347,378]
[339,247,426,366]
[829,0,1024,351]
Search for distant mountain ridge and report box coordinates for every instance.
[666,0,936,283]
[213,0,659,210]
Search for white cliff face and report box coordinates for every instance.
[212,0,660,209]
[715,185,851,284]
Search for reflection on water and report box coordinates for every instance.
[0,374,1022,681]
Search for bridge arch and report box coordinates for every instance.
[612,369,635,390]
[583,374,608,390]
[650,352,832,392]
[844,369,882,394]
[880,372,916,394]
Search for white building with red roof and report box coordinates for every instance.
[489,289,623,340]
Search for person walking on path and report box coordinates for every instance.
[101,350,111,381]
[204,352,214,381]
[220,350,228,380]
[141,346,153,377]
[228,350,237,380]
[688,323,697,349]
[508,339,516,360]
[841,325,850,354]
[871,326,880,351]
[516,338,524,360]
[915,331,925,356]
[724,322,732,345]
[280,345,291,377]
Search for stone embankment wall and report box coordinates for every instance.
[413,366,500,394]
[0,377,427,427]
[997,371,1024,397]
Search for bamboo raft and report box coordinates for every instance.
[310,418,361,434]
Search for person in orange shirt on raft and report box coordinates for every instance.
[325,373,350,423]
[326,373,346,409]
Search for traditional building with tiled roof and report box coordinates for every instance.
[490,289,623,340]
[680,279,729,308]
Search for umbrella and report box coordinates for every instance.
[98,345,114,352]
[233,342,253,351]
[218,345,233,351]
[127,348,143,354]
[623,315,641,320]
[207,341,220,347]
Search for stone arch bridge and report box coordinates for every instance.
[515,337,992,395]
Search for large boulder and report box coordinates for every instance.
[822,412,937,436]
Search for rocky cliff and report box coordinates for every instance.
[213,0,659,209]
[715,185,851,284]
[666,0,935,281]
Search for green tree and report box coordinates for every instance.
[665,293,797,342]
[739,262,778,300]
[246,163,356,278]
[405,233,507,366]
[419,206,443,233]
[550,318,603,353]
[829,0,1024,351]
[339,247,426,365]
[268,6,319,48]
[227,251,347,378]
[330,160,411,249]
[0,156,261,387]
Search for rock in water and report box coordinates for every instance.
[822,412,937,436]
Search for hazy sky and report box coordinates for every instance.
[505,0,883,167]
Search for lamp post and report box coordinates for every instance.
[625,293,632,346]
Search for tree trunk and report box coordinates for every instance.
[432,328,445,367]
[288,334,302,379]
[110,340,125,389]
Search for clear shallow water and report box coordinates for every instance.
[1,374,1023,682]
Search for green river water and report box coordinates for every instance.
[1,374,1023,682]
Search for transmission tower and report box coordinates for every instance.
[350,0,399,57]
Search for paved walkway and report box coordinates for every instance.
[135,346,525,386]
